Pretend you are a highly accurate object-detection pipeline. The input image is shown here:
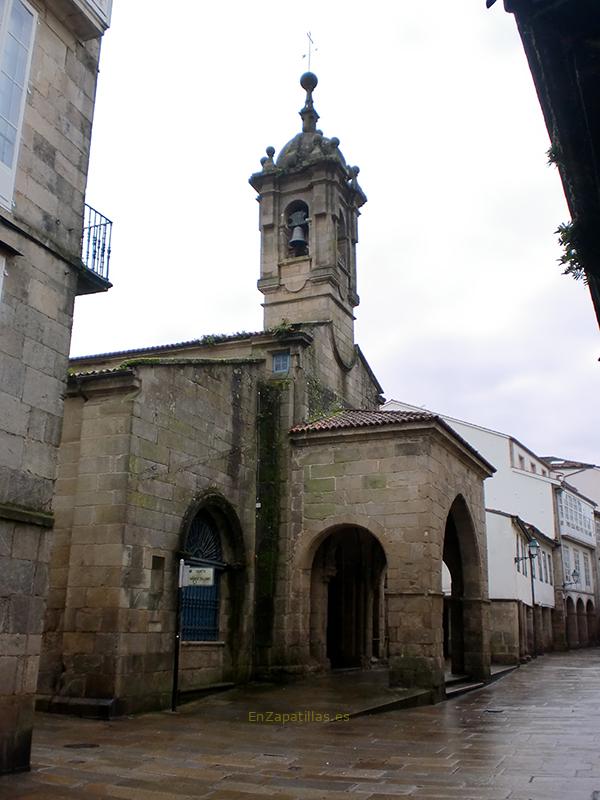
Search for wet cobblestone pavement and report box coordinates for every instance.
[2,649,600,800]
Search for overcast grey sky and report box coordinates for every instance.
[73,1,599,464]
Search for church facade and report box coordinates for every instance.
[38,74,494,715]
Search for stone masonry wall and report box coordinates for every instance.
[300,323,380,417]
[41,360,261,713]
[282,425,490,696]
[489,599,520,664]
[0,2,104,772]
[13,1,101,256]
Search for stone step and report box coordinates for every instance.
[444,680,485,699]
[444,673,469,687]
[349,688,433,718]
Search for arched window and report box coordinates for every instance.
[181,511,225,641]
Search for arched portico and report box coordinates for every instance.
[309,526,387,669]
[577,598,588,647]
[441,495,489,683]
[566,596,578,648]
[586,600,596,645]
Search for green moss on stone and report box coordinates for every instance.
[254,381,283,648]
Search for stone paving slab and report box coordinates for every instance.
[1,650,600,800]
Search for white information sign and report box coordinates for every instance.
[182,565,214,588]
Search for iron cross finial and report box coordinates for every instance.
[303,31,317,72]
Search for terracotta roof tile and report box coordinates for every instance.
[290,409,437,433]
[290,409,496,474]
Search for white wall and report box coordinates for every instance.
[560,467,600,507]
[384,400,557,536]
[486,511,555,607]
[561,538,596,596]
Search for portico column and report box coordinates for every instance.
[387,590,445,701]
[461,597,491,681]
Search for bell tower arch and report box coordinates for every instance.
[249,73,366,363]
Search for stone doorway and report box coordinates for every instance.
[310,527,387,670]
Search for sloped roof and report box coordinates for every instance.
[290,409,495,473]
[290,409,435,432]
[542,456,597,470]
[70,331,264,362]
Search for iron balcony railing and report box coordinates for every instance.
[82,203,112,282]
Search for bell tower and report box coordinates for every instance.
[249,73,367,364]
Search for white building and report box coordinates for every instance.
[384,400,598,662]
[543,458,600,646]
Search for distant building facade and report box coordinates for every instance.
[0,0,112,774]
[546,459,600,647]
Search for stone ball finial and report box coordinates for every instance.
[330,137,340,148]
[300,72,318,93]
[266,146,275,158]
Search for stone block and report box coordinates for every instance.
[0,430,24,471]
[0,559,34,597]
[0,392,29,438]
[22,368,64,418]
[0,353,26,401]
[21,439,56,480]
[0,656,18,694]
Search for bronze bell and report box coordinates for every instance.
[289,225,307,249]
[288,210,308,252]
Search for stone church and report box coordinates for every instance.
[38,73,494,715]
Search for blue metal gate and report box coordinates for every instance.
[181,513,225,642]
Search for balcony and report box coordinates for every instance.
[78,203,112,294]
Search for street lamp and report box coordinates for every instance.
[515,538,541,656]
[562,567,580,590]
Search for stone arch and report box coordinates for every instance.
[442,494,488,681]
[542,606,553,651]
[308,525,387,670]
[179,491,245,566]
[178,492,247,677]
[577,598,589,647]
[566,596,578,648]
[296,516,390,573]
[586,600,596,645]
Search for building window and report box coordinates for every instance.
[548,556,553,586]
[0,0,36,209]
[558,490,594,538]
[563,545,571,581]
[573,550,581,584]
[516,537,521,573]
[518,455,525,470]
[530,462,536,473]
[583,553,591,588]
[542,552,548,583]
[272,351,290,374]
